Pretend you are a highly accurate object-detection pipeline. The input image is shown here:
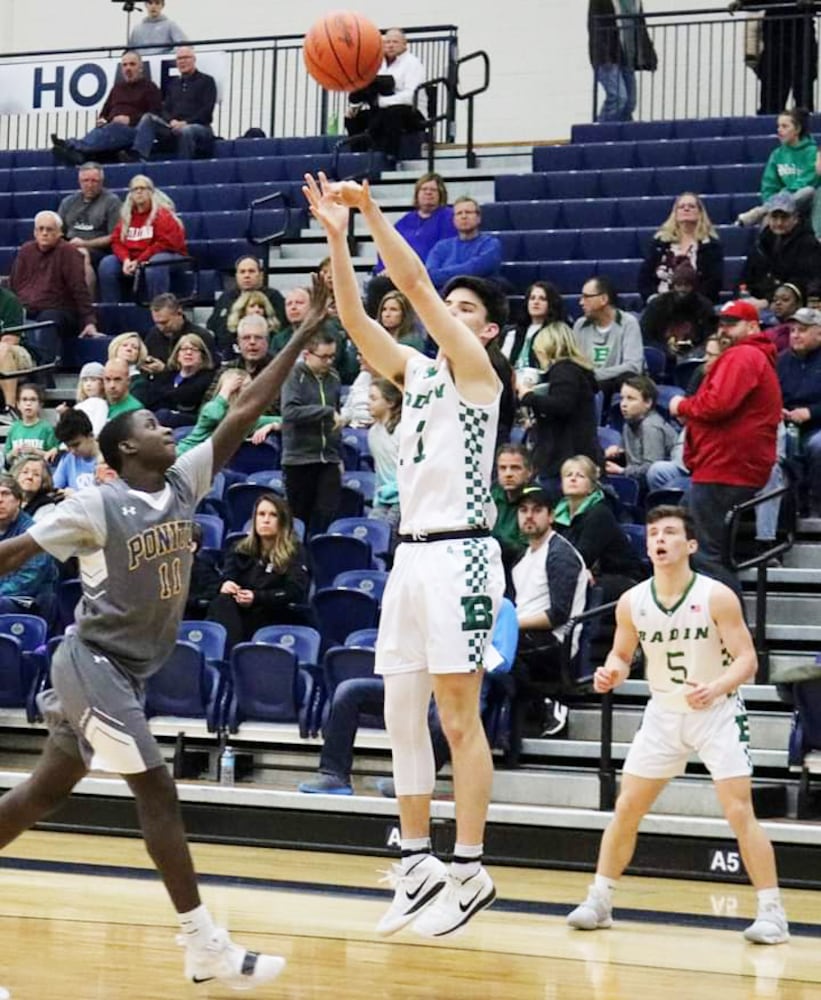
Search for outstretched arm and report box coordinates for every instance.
[303,173,413,384]
[305,173,495,398]
[209,276,327,472]
[0,533,45,577]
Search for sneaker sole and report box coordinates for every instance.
[567,914,613,930]
[413,885,497,939]
[297,785,353,795]
[743,930,790,945]
[375,879,446,937]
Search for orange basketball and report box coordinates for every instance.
[303,11,383,92]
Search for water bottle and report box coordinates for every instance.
[219,745,235,786]
[738,283,751,299]
[785,421,801,460]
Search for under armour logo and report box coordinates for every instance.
[92,655,107,663]
[121,506,136,516]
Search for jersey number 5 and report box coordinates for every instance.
[666,650,688,685]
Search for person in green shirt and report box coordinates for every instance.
[103,358,143,421]
[0,287,24,333]
[177,368,280,455]
[490,442,533,578]
[4,383,59,466]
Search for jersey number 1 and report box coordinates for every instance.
[158,558,183,600]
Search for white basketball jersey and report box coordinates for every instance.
[629,572,733,713]
[397,354,499,535]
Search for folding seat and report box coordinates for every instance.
[311,587,380,650]
[0,634,34,712]
[729,191,760,221]
[96,303,153,336]
[183,215,203,239]
[0,170,12,195]
[635,139,691,168]
[615,196,668,228]
[225,642,313,736]
[202,212,246,240]
[190,159,238,185]
[597,426,621,451]
[598,258,642,295]
[700,193,733,224]
[532,145,583,172]
[195,183,245,211]
[336,152,373,178]
[284,154,333,181]
[179,620,227,665]
[598,168,654,198]
[328,516,391,561]
[102,163,139,189]
[193,513,225,550]
[579,142,637,171]
[622,524,650,570]
[500,261,541,293]
[13,191,59,217]
[0,151,16,168]
[690,137,745,166]
[562,199,617,229]
[653,165,710,197]
[280,136,333,156]
[745,134,777,163]
[0,194,10,219]
[520,231,578,261]
[643,345,667,380]
[497,232,522,259]
[147,161,191,187]
[620,293,643,313]
[603,474,640,512]
[163,185,198,213]
[726,116,775,136]
[345,628,378,648]
[199,239,257,271]
[308,534,373,590]
[715,225,755,257]
[550,171,602,200]
[231,137,282,158]
[224,481,281,533]
[236,157,289,184]
[333,570,389,603]
[65,334,112,369]
[145,640,221,730]
[0,221,16,242]
[213,139,236,158]
[195,269,223,304]
[579,229,637,261]
[711,163,760,195]
[335,484,366,518]
[655,384,682,420]
[723,256,745,290]
[341,470,377,504]
[507,200,562,231]
[322,645,377,702]
[253,625,321,670]
[673,118,729,139]
[479,203,510,230]
[621,120,674,141]
[494,174,548,201]
[570,122,623,144]
[0,248,18,274]
[11,166,56,192]
[541,260,592,294]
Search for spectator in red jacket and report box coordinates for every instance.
[98,174,187,304]
[669,299,782,565]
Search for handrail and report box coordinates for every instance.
[246,190,291,250]
[455,50,490,169]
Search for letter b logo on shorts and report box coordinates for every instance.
[460,595,493,632]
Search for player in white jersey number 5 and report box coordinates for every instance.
[567,505,789,944]
[304,172,506,938]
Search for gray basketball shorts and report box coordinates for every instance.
[39,633,165,774]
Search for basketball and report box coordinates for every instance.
[303,11,383,92]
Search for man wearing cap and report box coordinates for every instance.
[740,191,821,309]
[777,307,821,516]
[669,300,782,564]
[510,485,588,740]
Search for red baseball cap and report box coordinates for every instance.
[718,300,759,323]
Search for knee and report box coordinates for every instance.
[437,703,481,751]
[612,790,647,830]
[130,766,179,814]
[137,113,153,127]
[722,795,754,832]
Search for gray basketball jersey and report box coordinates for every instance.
[31,442,212,679]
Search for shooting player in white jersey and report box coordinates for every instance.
[0,278,330,991]
[567,505,789,945]
[304,172,506,938]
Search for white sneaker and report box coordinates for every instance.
[412,865,496,938]
[566,886,613,930]
[375,854,448,936]
[183,928,286,991]
[743,904,790,945]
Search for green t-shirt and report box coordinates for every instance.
[0,288,24,333]
[106,395,144,420]
[4,418,59,460]
[176,395,280,455]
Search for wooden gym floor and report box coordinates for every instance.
[0,830,819,999]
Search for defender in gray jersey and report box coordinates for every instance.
[567,506,789,945]
[0,279,329,990]
[305,172,506,940]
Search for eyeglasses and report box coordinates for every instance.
[580,291,605,299]
[309,351,336,361]
[130,185,150,192]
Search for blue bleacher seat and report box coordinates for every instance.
[0,634,35,713]
[308,534,372,590]
[183,215,204,239]
[635,139,691,168]
[13,191,59,216]
[479,203,511,230]
[599,168,655,199]
[236,157,289,184]
[597,426,621,451]
[213,139,235,158]
[690,137,745,166]
[725,116,776,136]
[0,613,48,652]
[723,256,745,290]
[643,345,667,380]
[653,165,707,197]
[231,137,282,158]
[226,642,313,736]
[0,248,18,274]
[620,121,675,141]
[283,154,333,182]
[224,440,280,476]
[335,484,366,518]
[320,646,378,730]
[520,231,579,260]
[164,186,199,213]
[11,166,56,192]
[495,174,548,201]
[252,625,321,670]
[497,232,522,259]
[190,160,238,185]
[345,628,378,648]
[178,620,227,664]
[196,184,246,211]
[14,150,51,168]
[201,211,247,239]
[333,570,389,603]
[0,194,12,218]
[700,194,733,225]
[328,517,391,559]
[145,640,221,730]
[711,164,761,194]
[548,171,600,200]
[193,513,225,550]
[745,134,775,163]
[532,145,584,172]
[615,197,669,228]
[541,260,592,294]
[311,587,380,651]
[500,261,543,293]
[145,161,192,187]
[672,118,729,139]
[715,225,756,257]
[578,228,637,260]
[341,470,377,503]
[66,335,113,369]
[580,142,637,171]
[0,171,11,195]
[599,258,642,292]
[622,524,650,568]
[562,199,617,229]
[224,482,279,533]
[570,122,623,144]
[279,136,333,156]
[507,200,563,230]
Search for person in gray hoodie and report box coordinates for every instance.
[604,374,677,486]
[128,0,188,55]
[573,275,644,397]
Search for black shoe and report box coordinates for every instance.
[51,137,83,166]
[117,148,144,163]
[540,698,568,737]
[755,541,782,567]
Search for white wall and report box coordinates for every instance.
[0,1,742,144]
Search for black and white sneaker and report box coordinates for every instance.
[541,698,568,737]
[412,866,496,938]
[183,928,286,990]
[375,854,447,935]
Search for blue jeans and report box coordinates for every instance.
[646,460,691,494]
[132,113,214,160]
[595,64,637,122]
[98,251,188,303]
[70,122,136,155]
[804,428,821,510]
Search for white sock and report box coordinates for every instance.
[757,887,782,910]
[178,904,216,948]
[451,842,483,879]
[593,874,617,897]
[400,837,431,871]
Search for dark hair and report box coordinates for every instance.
[622,374,658,404]
[413,172,448,208]
[235,255,263,272]
[17,382,44,404]
[526,280,566,325]
[55,408,94,444]
[235,493,298,572]
[0,473,23,502]
[150,292,181,313]
[440,275,509,329]
[805,279,821,300]
[645,504,696,539]
[495,442,532,467]
[370,377,403,434]
[589,275,619,308]
[780,106,810,139]
[98,411,138,473]
[306,330,336,351]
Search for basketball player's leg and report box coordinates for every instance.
[714,776,778,888]
[0,736,87,848]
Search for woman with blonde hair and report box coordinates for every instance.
[108,331,149,375]
[638,192,724,303]
[227,290,280,335]
[518,325,603,480]
[206,493,310,650]
[98,173,188,303]
[135,332,215,421]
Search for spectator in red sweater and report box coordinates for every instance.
[98,174,187,303]
[51,51,162,166]
[9,211,98,361]
[669,299,782,565]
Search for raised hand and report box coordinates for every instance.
[303,172,350,236]
[300,271,332,328]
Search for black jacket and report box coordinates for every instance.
[638,236,724,303]
[219,545,310,612]
[588,0,657,70]
[521,359,603,478]
[163,70,217,126]
[144,318,217,367]
[207,286,287,353]
[134,366,214,414]
[640,290,717,351]
[555,498,645,582]
[281,360,342,465]
[741,219,821,301]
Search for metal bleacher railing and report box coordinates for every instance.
[590,4,821,122]
[0,25,459,151]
